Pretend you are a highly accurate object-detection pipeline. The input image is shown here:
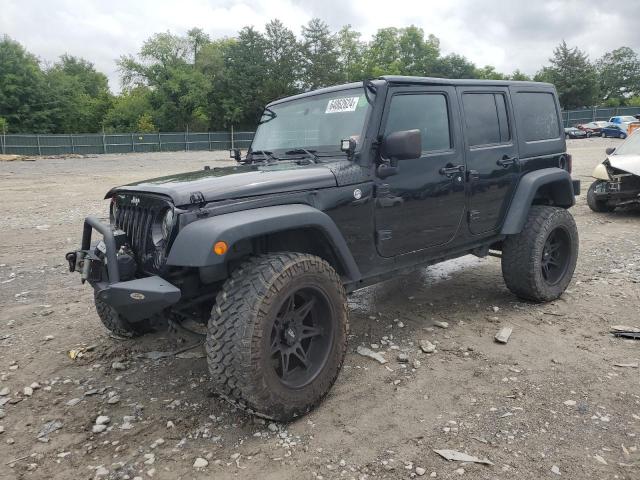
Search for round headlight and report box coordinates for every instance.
[161,208,175,241]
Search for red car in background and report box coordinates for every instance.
[577,121,609,136]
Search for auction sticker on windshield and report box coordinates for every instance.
[326,96,360,113]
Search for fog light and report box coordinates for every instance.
[213,241,228,255]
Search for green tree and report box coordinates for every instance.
[214,27,269,128]
[536,41,598,109]
[509,69,531,81]
[102,86,154,132]
[0,116,7,133]
[0,35,53,132]
[46,55,112,133]
[187,27,211,62]
[596,47,640,104]
[118,31,210,130]
[627,96,640,107]
[475,65,507,80]
[301,18,341,89]
[398,26,440,76]
[336,25,365,82]
[263,19,301,100]
[136,112,156,132]
[433,53,477,78]
[363,27,401,77]
[603,97,622,107]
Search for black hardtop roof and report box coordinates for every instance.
[267,76,555,107]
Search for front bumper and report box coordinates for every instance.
[66,216,181,322]
[592,179,640,203]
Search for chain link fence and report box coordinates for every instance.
[3,107,640,156]
[0,130,255,156]
[561,106,640,127]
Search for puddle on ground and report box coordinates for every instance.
[348,255,485,314]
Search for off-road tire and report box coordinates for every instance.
[94,291,153,338]
[501,206,579,302]
[206,253,348,421]
[587,181,615,212]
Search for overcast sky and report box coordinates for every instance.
[2,0,639,92]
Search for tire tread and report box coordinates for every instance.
[501,206,578,302]
[206,252,348,420]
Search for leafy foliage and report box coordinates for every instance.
[2,26,640,134]
[596,47,640,104]
[0,35,54,132]
[535,41,598,109]
[102,87,153,132]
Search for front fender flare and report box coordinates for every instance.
[166,204,361,282]
[501,168,575,235]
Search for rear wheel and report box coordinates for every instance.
[501,206,578,302]
[587,181,615,212]
[206,253,348,421]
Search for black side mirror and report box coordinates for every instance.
[381,129,422,161]
[230,148,241,161]
[605,147,616,155]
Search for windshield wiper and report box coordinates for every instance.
[283,148,319,163]
[244,150,279,164]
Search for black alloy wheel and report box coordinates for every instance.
[206,252,348,421]
[501,206,579,302]
[540,227,571,285]
[270,287,333,388]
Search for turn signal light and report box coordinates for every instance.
[213,241,228,255]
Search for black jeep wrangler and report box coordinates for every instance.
[67,76,580,421]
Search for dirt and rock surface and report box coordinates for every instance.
[0,139,639,480]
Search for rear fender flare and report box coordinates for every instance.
[166,204,361,282]
[501,168,575,235]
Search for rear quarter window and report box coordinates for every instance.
[513,92,561,142]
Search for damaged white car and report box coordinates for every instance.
[588,131,640,212]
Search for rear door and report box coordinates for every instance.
[458,88,519,234]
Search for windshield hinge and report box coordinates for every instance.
[190,191,206,206]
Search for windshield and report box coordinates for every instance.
[250,87,370,155]
[614,130,640,156]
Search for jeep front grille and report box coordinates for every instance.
[111,193,174,274]
[114,204,154,263]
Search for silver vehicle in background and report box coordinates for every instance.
[588,130,640,212]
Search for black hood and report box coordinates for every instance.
[106,162,338,206]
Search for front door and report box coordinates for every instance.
[457,87,520,234]
[374,86,466,257]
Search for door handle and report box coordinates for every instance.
[497,155,518,168]
[439,164,465,177]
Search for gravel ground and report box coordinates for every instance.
[0,138,638,480]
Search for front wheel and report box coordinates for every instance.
[94,291,155,337]
[587,181,615,212]
[206,253,348,421]
[501,206,579,302]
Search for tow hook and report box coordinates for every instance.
[65,252,77,272]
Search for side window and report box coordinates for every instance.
[512,92,561,142]
[462,93,511,147]
[384,93,451,153]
